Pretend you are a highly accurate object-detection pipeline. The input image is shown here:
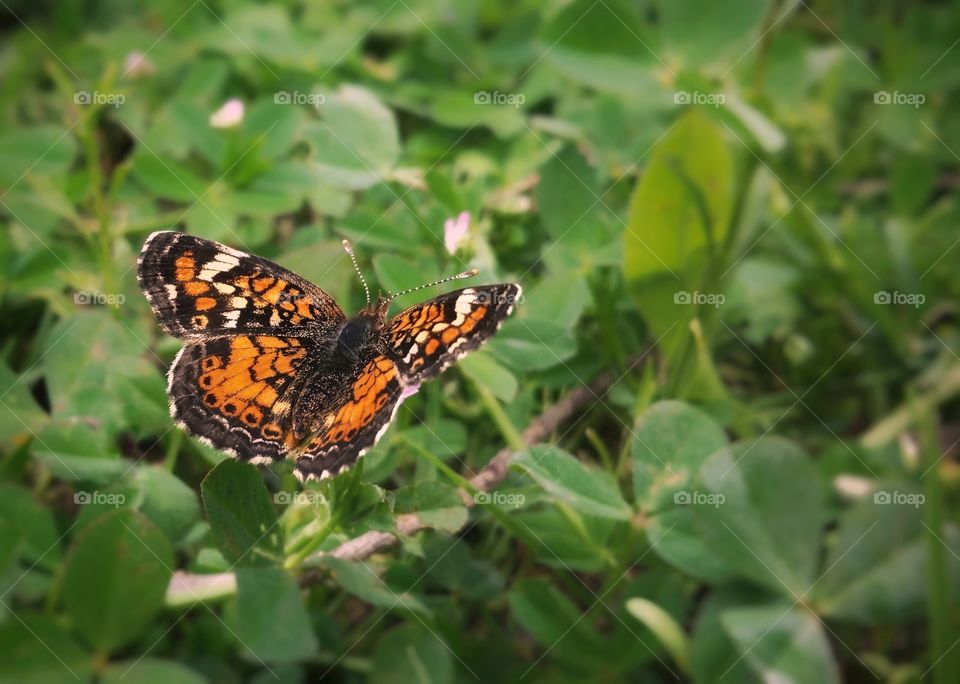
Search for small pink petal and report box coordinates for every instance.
[210,98,245,128]
[123,51,155,78]
[443,211,471,254]
[399,383,421,402]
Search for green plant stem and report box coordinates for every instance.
[862,364,960,448]
[398,433,534,542]
[473,380,525,451]
[915,396,952,683]
[556,502,617,568]
[585,427,614,473]
[163,431,183,472]
[284,463,365,569]
[399,434,472,491]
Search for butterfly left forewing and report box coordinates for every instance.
[385,284,522,382]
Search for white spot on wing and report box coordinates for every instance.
[214,252,241,266]
[454,292,476,315]
[403,342,419,364]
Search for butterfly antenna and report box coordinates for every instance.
[387,268,479,301]
[342,239,371,306]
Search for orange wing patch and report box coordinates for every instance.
[406,304,488,373]
[195,335,305,445]
[303,355,399,452]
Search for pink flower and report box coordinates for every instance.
[209,99,245,128]
[444,211,471,254]
[123,51,155,78]
[399,383,421,402]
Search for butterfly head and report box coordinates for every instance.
[359,295,392,330]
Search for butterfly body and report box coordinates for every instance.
[138,231,520,480]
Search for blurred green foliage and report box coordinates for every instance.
[1,0,959,682]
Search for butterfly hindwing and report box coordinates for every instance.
[386,284,522,382]
[292,354,404,480]
[168,334,312,463]
[138,231,345,340]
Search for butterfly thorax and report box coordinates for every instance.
[331,298,389,364]
[336,314,380,353]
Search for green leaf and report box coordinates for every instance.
[513,506,617,572]
[393,481,468,533]
[814,488,926,623]
[0,613,90,684]
[403,419,468,459]
[625,109,734,281]
[321,557,430,615]
[423,536,504,601]
[660,0,773,69]
[540,0,658,93]
[508,578,607,671]
[33,421,128,484]
[428,89,525,138]
[521,271,590,331]
[304,85,400,189]
[41,312,157,432]
[486,318,577,371]
[128,465,202,544]
[514,446,631,520]
[646,506,737,584]
[234,566,317,662]
[690,587,761,683]
[720,603,840,684]
[131,152,207,203]
[623,110,734,364]
[370,624,454,684]
[693,437,825,597]
[632,400,728,509]
[101,659,209,684]
[890,151,937,215]
[0,361,49,443]
[458,351,518,403]
[0,483,61,571]
[201,460,282,566]
[535,146,597,246]
[63,509,173,653]
[625,597,691,675]
[0,126,77,186]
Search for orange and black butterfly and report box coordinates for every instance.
[137,231,520,480]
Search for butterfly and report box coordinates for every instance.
[137,232,521,481]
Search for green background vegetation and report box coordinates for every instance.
[1,0,959,682]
